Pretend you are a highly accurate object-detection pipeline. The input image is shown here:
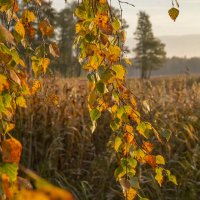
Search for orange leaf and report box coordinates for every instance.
[1,174,13,199]
[142,141,153,154]
[2,138,22,164]
[144,155,156,168]
[39,20,54,37]
[95,13,113,35]
[123,132,134,144]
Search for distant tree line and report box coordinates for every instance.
[128,57,200,77]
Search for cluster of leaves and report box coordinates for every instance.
[0,0,180,199]
[75,0,177,199]
[0,0,73,199]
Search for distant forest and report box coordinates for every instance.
[127,57,200,77]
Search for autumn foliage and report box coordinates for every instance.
[0,0,180,199]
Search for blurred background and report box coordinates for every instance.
[14,0,200,199]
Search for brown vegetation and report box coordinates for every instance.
[14,75,200,200]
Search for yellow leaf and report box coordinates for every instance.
[22,10,35,23]
[0,74,9,92]
[114,136,122,152]
[39,20,54,37]
[166,170,178,185]
[125,124,133,133]
[168,7,179,22]
[75,23,82,34]
[31,57,50,76]
[130,97,137,107]
[112,65,126,79]
[19,59,26,68]
[16,190,49,200]
[125,58,132,65]
[15,21,25,38]
[2,138,22,164]
[133,149,145,162]
[155,167,163,186]
[31,80,41,95]
[20,168,75,200]
[5,123,15,133]
[168,174,177,185]
[16,96,27,108]
[126,187,137,200]
[108,45,120,62]
[111,105,118,113]
[156,155,165,165]
[155,173,163,187]
[41,58,50,74]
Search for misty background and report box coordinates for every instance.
[49,0,200,77]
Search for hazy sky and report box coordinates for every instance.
[52,0,200,37]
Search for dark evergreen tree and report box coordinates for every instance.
[55,3,81,77]
[134,11,166,79]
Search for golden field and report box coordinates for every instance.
[14,75,200,200]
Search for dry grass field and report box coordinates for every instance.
[14,75,200,200]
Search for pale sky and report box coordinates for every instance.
[52,0,200,37]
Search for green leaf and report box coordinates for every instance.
[90,108,101,121]
[129,177,140,189]
[101,69,114,83]
[3,93,12,108]
[117,107,124,119]
[96,81,105,93]
[110,118,121,131]
[75,5,86,19]
[114,136,122,152]
[128,158,137,168]
[114,166,125,180]
[85,33,96,42]
[137,122,150,139]
[0,163,18,182]
[161,129,171,142]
